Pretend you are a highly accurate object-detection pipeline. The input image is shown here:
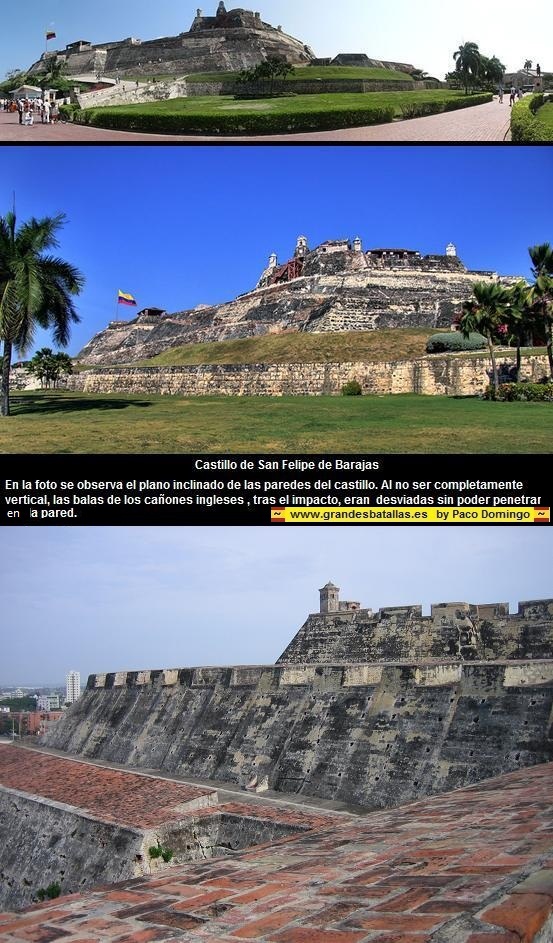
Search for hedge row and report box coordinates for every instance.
[426,332,487,353]
[484,382,553,402]
[75,104,396,136]
[400,93,492,119]
[511,94,553,142]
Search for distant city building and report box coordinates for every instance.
[5,711,64,737]
[65,671,81,704]
[37,694,60,711]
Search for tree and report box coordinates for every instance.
[237,56,293,96]
[503,281,534,382]
[0,70,28,95]
[453,42,482,94]
[29,348,73,388]
[458,282,513,393]
[527,243,553,380]
[0,211,84,417]
[524,59,533,76]
[482,55,506,87]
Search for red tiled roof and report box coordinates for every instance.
[0,748,215,827]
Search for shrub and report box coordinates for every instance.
[484,382,553,402]
[36,882,61,901]
[341,380,363,396]
[511,95,552,141]
[426,332,487,353]
[77,105,396,136]
[149,843,174,862]
[529,93,545,114]
[400,93,492,120]
[59,104,81,121]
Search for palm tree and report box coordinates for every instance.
[503,281,533,382]
[527,243,553,380]
[524,59,533,77]
[0,210,84,417]
[458,282,512,393]
[453,42,482,94]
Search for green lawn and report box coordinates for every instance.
[2,391,552,454]
[88,89,472,119]
[185,66,415,84]
[536,102,553,134]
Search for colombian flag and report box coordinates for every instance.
[46,31,56,40]
[118,290,137,307]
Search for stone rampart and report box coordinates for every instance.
[0,786,147,910]
[65,353,550,398]
[42,656,553,813]
[279,598,553,664]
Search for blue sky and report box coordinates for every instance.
[0,145,551,358]
[1,526,552,686]
[1,0,552,82]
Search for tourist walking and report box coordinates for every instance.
[509,86,516,107]
[498,85,504,103]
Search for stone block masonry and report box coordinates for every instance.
[2,761,553,942]
[279,597,553,664]
[41,655,553,814]
[65,353,550,398]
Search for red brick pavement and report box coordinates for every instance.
[0,98,511,143]
[1,762,553,941]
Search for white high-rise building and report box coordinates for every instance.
[65,671,81,704]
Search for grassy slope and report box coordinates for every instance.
[92,89,470,119]
[2,391,553,454]
[134,329,441,367]
[185,66,415,83]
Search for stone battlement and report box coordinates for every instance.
[86,657,553,692]
[279,590,553,665]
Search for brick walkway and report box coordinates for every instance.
[1,761,553,941]
[0,98,511,142]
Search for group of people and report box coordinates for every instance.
[13,98,60,126]
[497,86,525,106]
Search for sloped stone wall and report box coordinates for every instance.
[42,659,553,813]
[0,787,146,910]
[65,354,550,398]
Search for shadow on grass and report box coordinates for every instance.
[10,395,153,416]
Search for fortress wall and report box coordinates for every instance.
[43,661,553,812]
[0,787,146,910]
[279,602,553,664]
[65,354,549,398]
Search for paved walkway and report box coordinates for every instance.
[0,97,512,142]
[1,761,553,941]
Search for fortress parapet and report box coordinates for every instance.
[277,586,553,665]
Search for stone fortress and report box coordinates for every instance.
[1,583,553,940]
[27,4,315,80]
[77,235,522,366]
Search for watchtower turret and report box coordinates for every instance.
[320,581,340,613]
[295,235,309,259]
